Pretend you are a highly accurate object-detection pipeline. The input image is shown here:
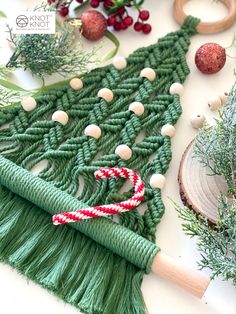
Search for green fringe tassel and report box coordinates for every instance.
[0,186,146,314]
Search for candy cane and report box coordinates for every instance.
[52,167,145,225]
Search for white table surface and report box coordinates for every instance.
[0,0,236,313]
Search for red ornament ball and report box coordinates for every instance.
[195,43,226,74]
[81,10,107,41]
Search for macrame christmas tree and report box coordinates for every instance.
[0,16,199,314]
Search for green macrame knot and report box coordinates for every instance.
[181,15,200,35]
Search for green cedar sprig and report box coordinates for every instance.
[175,82,236,285]
[193,84,236,194]
[6,23,99,81]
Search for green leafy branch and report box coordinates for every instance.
[176,197,236,284]
[5,23,99,82]
[174,82,236,285]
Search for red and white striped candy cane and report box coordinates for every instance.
[52,167,145,225]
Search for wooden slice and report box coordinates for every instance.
[178,141,228,223]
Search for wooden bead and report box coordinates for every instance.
[21,96,37,112]
[219,92,228,105]
[128,102,144,116]
[84,124,101,139]
[97,88,114,102]
[115,144,132,160]
[52,110,69,126]
[140,68,156,81]
[208,96,221,111]
[150,174,166,189]
[70,78,83,90]
[190,114,206,129]
[113,56,127,70]
[169,82,184,95]
[161,124,175,138]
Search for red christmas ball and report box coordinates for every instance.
[195,43,226,74]
[81,10,107,41]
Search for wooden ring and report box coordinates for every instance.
[173,0,236,34]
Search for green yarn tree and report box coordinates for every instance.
[0,17,199,314]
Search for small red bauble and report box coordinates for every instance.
[81,10,107,41]
[195,43,226,74]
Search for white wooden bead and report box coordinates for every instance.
[140,68,156,81]
[219,92,228,105]
[21,96,37,112]
[97,88,114,102]
[52,110,69,126]
[169,82,184,95]
[128,102,144,117]
[190,114,206,129]
[150,174,166,189]
[115,144,132,160]
[208,96,221,111]
[113,56,127,70]
[70,78,83,90]
[161,124,175,138]
[84,124,101,139]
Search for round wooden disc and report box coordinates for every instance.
[173,0,236,34]
[178,141,228,223]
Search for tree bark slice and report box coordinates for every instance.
[178,141,228,223]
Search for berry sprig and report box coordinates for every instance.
[48,0,151,34]
[91,0,151,34]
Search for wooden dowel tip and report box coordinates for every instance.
[151,252,210,299]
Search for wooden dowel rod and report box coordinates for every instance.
[151,251,210,298]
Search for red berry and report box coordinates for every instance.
[142,23,152,34]
[103,0,113,9]
[120,21,128,30]
[117,7,125,16]
[76,0,84,2]
[90,0,99,8]
[107,15,116,26]
[47,0,55,4]
[139,10,150,21]
[134,21,143,32]
[60,6,69,17]
[114,22,121,31]
[124,16,133,27]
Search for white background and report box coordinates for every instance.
[0,0,236,313]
